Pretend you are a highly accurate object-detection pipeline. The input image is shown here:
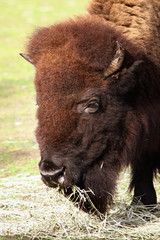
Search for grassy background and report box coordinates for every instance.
[0,1,160,240]
[0,0,88,177]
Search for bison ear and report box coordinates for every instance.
[19,53,33,65]
[117,60,144,95]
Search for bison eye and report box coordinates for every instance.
[84,98,100,114]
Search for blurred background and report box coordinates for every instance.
[0,0,88,177]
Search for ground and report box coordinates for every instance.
[0,0,160,239]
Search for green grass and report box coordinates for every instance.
[0,0,88,177]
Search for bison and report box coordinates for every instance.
[20,0,160,214]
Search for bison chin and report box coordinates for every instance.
[64,163,117,214]
[81,163,117,214]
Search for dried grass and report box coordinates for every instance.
[0,171,160,240]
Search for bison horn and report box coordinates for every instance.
[19,53,33,65]
[104,41,125,78]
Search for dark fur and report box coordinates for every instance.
[25,1,160,213]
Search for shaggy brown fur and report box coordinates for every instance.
[88,0,160,67]
[22,0,160,213]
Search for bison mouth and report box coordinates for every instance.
[40,165,66,188]
[39,160,105,217]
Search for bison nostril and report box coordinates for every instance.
[39,160,65,186]
[40,166,64,177]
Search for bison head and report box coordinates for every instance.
[21,16,144,213]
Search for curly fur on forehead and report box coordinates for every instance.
[26,16,127,69]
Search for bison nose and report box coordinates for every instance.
[39,160,65,187]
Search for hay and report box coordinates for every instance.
[0,172,160,240]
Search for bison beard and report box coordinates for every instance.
[20,0,160,214]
